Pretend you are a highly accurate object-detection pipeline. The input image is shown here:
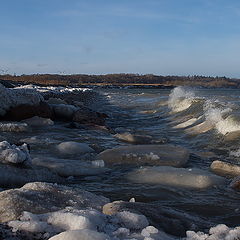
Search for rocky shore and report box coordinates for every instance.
[0,83,239,240]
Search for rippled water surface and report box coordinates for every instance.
[5,87,240,229]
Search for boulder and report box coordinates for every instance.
[97,144,189,167]
[22,116,54,127]
[56,141,94,155]
[32,157,108,177]
[210,160,240,178]
[126,166,227,189]
[73,107,107,126]
[0,182,109,222]
[47,98,67,105]
[51,104,77,120]
[5,101,53,121]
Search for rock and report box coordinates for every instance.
[114,132,165,144]
[210,160,240,178]
[0,141,30,165]
[56,141,94,155]
[0,164,63,188]
[103,200,211,237]
[47,98,67,105]
[49,229,110,240]
[127,166,227,189]
[185,121,215,134]
[73,107,107,126]
[5,101,53,121]
[32,157,108,177]
[0,182,109,222]
[97,144,189,167]
[230,176,240,190]
[22,116,54,127]
[51,104,77,120]
[0,84,43,117]
[0,122,29,132]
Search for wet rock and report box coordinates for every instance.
[32,157,108,177]
[127,166,226,189]
[210,160,240,178]
[56,141,94,155]
[0,122,29,132]
[114,132,166,144]
[49,229,110,240]
[22,116,54,127]
[0,164,63,188]
[230,176,240,190]
[46,98,67,105]
[51,104,77,120]
[185,121,215,134]
[225,130,240,141]
[5,102,53,121]
[97,144,189,167]
[103,200,210,237]
[0,182,109,222]
[73,107,107,126]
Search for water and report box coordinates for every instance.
[4,86,240,231]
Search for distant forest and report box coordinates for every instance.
[0,74,239,88]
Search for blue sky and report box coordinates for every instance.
[1,0,240,77]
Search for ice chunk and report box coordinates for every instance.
[127,166,227,189]
[56,141,94,155]
[49,229,110,240]
[0,122,29,132]
[97,144,189,167]
[0,141,30,164]
[116,211,149,230]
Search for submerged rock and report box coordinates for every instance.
[22,116,54,127]
[56,141,94,155]
[0,164,63,188]
[127,166,227,189]
[32,157,108,177]
[0,182,109,222]
[210,160,240,178]
[97,144,189,167]
[114,132,166,144]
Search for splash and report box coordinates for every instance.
[168,86,195,113]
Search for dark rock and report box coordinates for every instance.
[4,102,53,121]
[73,107,108,126]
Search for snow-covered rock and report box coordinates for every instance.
[186,224,240,240]
[0,122,29,132]
[97,144,189,167]
[210,160,240,178]
[52,104,77,120]
[127,166,226,189]
[0,182,109,222]
[56,141,94,155]
[22,116,54,127]
[32,157,108,177]
[0,84,43,117]
[49,229,110,240]
[0,141,30,164]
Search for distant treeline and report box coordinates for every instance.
[0,74,239,88]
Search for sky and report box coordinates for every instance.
[1,0,240,77]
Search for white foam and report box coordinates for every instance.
[168,87,195,113]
